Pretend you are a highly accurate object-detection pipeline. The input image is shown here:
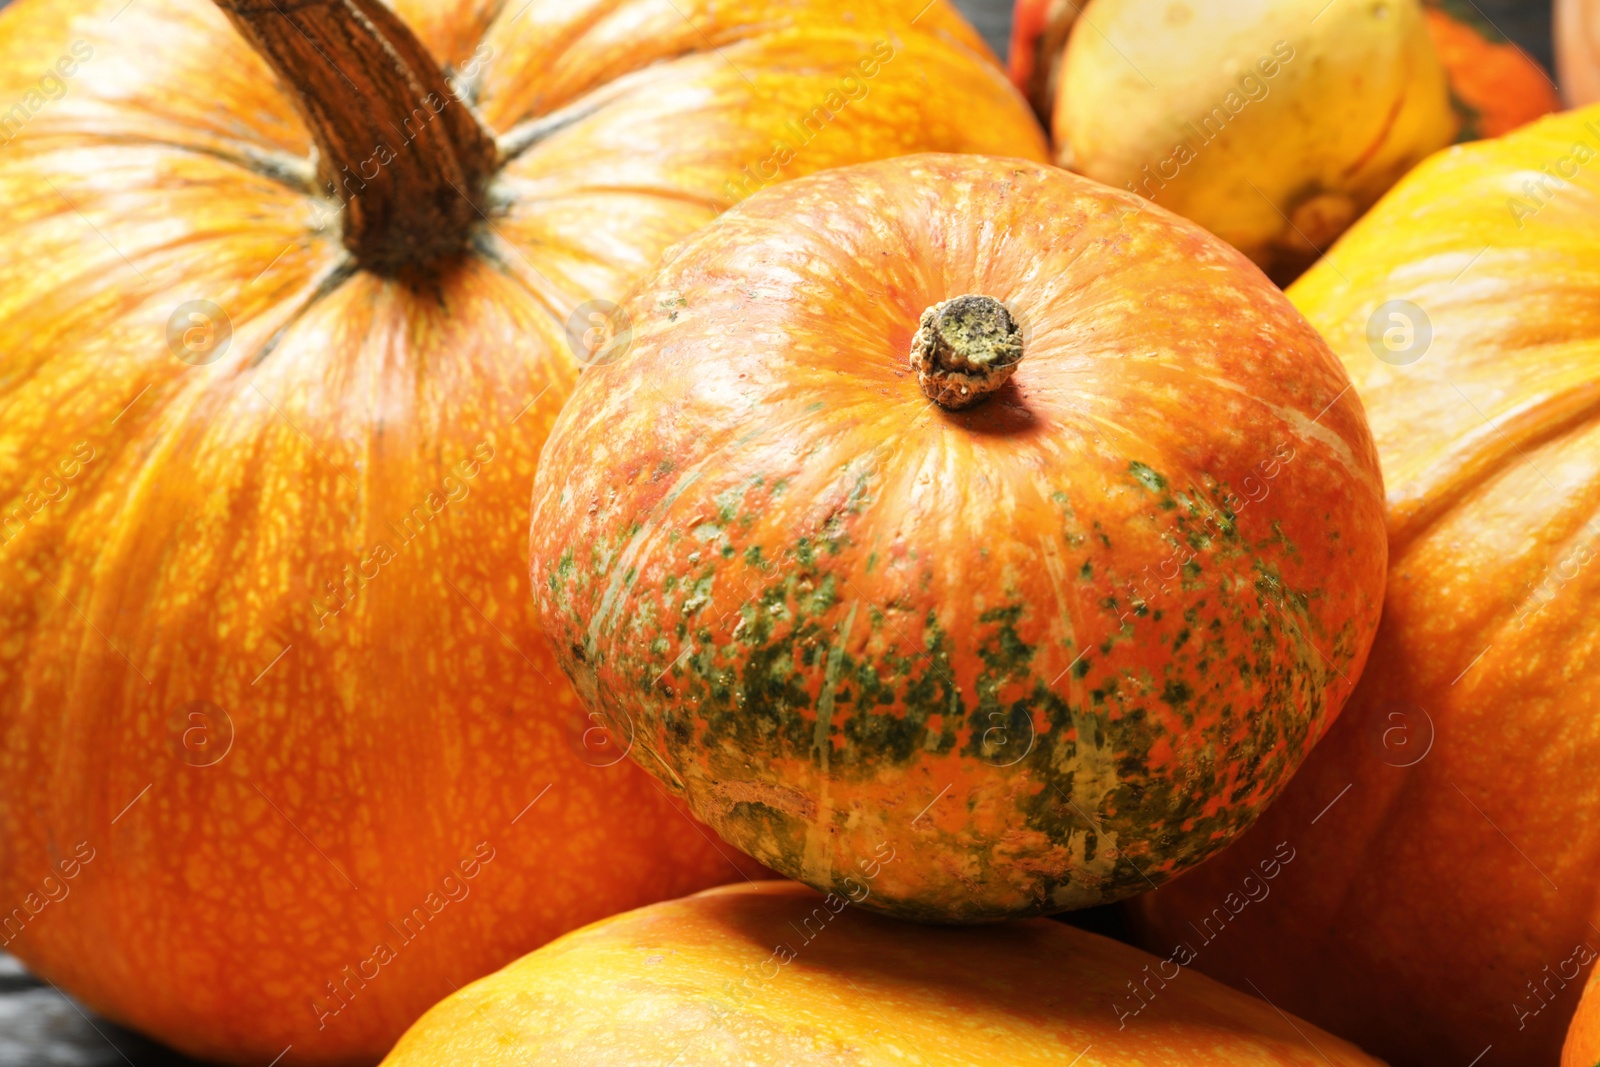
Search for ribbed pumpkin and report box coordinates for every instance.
[382,880,1387,1067]
[1046,0,1455,282]
[529,154,1387,924]
[0,0,1045,1061]
[1133,104,1600,1067]
[1425,0,1561,139]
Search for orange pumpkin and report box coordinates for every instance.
[1133,103,1600,1066]
[529,154,1388,923]
[0,0,1045,1061]
[1425,0,1561,139]
[1007,0,1079,124]
[1564,968,1600,1067]
[382,879,1387,1066]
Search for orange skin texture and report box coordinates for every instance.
[1133,104,1600,1067]
[529,155,1387,923]
[1423,4,1560,139]
[1565,968,1600,1067]
[381,879,1387,1067]
[0,0,1046,1062]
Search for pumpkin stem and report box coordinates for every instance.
[212,0,500,275]
[910,295,1023,409]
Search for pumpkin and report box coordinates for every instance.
[1012,0,1556,147]
[1006,0,1080,124]
[1425,0,1561,140]
[1558,0,1600,106]
[528,153,1388,924]
[0,0,1046,1061]
[1132,103,1600,1067]
[1566,967,1600,1067]
[1047,0,1455,283]
[381,879,1387,1066]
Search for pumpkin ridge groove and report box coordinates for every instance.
[465,234,579,327]
[495,96,614,163]
[244,259,360,370]
[481,7,793,142]
[1388,377,1600,550]
[12,133,318,194]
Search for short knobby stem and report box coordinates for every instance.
[909,295,1023,410]
[212,0,500,274]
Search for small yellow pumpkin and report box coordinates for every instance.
[1053,0,1456,281]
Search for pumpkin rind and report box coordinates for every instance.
[381,880,1387,1067]
[0,0,1046,1061]
[529,154,1388,923]
[1563,968,1600,1067]
[1134,103,1600,1067]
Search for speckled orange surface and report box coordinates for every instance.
[530,155,1387,923]
[1566,968,1600,1067]
[0,0,1046,1062]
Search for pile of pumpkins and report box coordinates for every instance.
[0,0,1597,1062]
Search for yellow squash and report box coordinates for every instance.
[1054,0,1456,281]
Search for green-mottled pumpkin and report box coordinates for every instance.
[528,154,1388,922]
